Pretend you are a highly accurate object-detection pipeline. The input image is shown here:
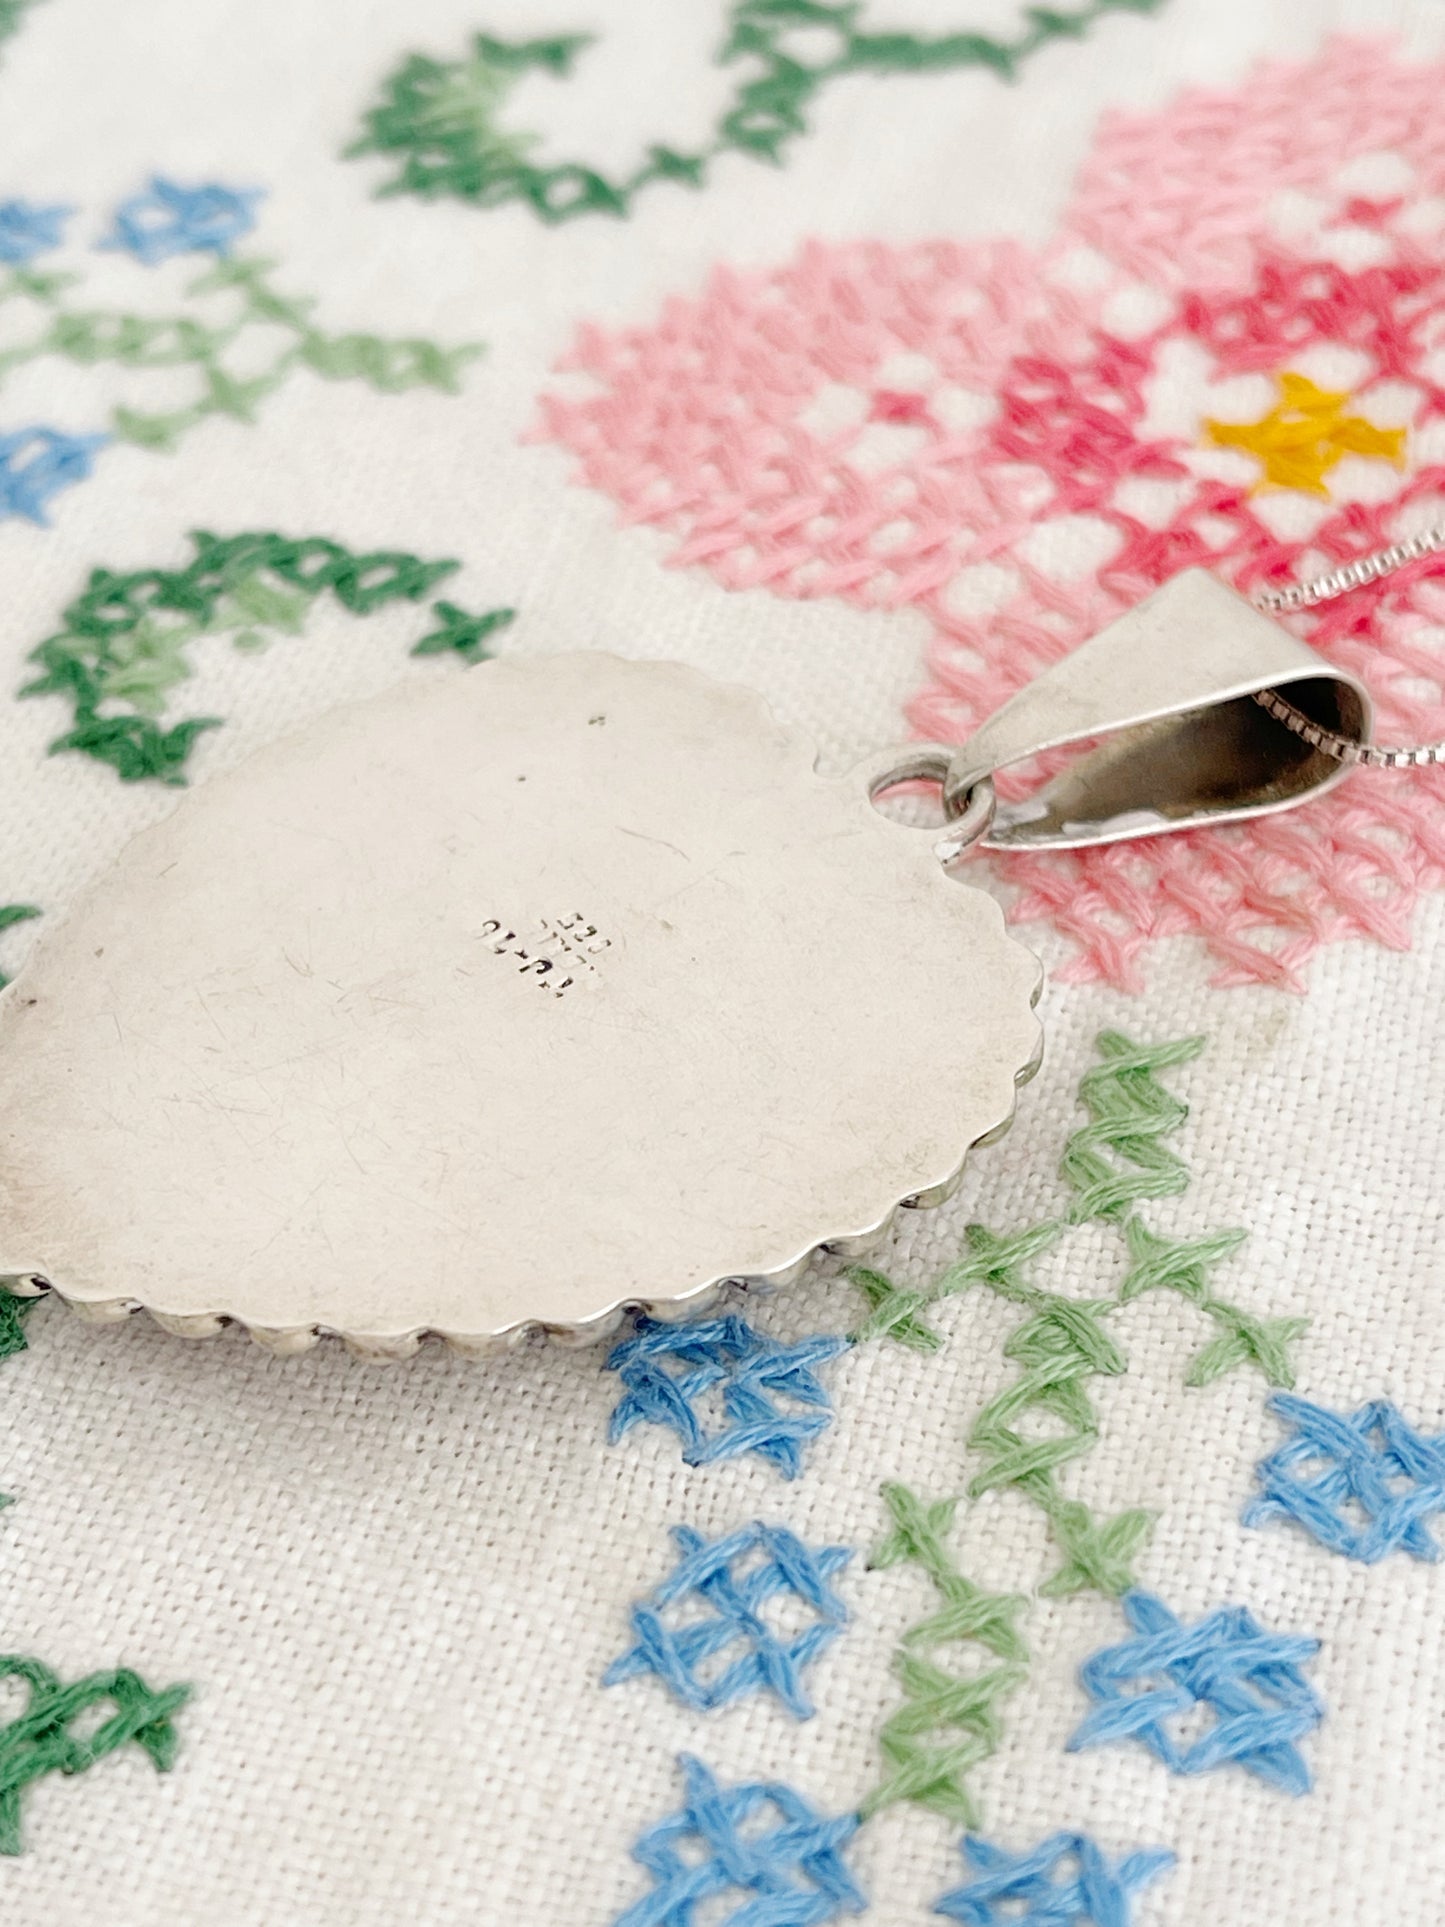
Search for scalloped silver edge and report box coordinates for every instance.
[1,999,1042,1363]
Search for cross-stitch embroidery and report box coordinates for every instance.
[935,1832,1174,1927]
[538,39,1445,988]
[1069,1589,1324,1795]
[605,1313,847,1479]
[863,1484,1028,1827]
[0,1657,190,1855]
[605,1521,850,1716]
[98,177,262,264]
[0,1291,37,1365]
[851,1033,1303,1599]
[0,179,479,523]
[348,2,1168,225]
[21,530,515,784]
[836,1019,1316,1766]
[1245,1393,1445,1563]
[0,1285,189,1856]
[613,1753,864,1927]
[1205,371,1406,497]
[0,201,70,264]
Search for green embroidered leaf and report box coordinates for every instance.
[870,1484,960,1576]
[935,1220,1063,1304]
[346,1,1170,222]
[1118,1217,1249,1305]
[1188,1306,1308,1389]
[846,1265,942,1351]
[0,1287,40,1361]
[195,359,287,422]
[298,329,481,393]
[0,242,478,470]
[1040,1500,1155,1598]
[0,1656,189,1855]
[864,1484,1030,1825]
[218,576,312,637]
[22,531,503,785]
[410,601,516,664]
[110,404,196,452]
[50,713,222,785]
[1061,1029,1206,1221]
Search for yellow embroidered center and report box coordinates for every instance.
[1204,372,1406,495]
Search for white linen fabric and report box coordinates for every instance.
[0,1,1442,1922]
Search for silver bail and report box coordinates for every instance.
[944,569,1372,851]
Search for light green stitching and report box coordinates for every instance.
[848,1221,1062,1350]
[21,530,516,784]
[347,0,1170,224]
[849,1033,1308,1593]
[1067,1035,1306,1388]
[0,253,479,457]
[863,1483,1028,1825]
[1060,1030,1204,1222]
[852,1033,1301,1384]
[963,1264,1156,1597]
[1118,1215,1306,1386]
[848,1266,942,1352]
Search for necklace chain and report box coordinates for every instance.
[1250,522,1445,768]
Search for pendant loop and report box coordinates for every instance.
[942,569,1372,851]
[856,742,996,870]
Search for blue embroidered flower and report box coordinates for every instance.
[0,200,73,265]
[0,427,108,523]
[606,1312,848,1479]
[1068,1589,1324,1795]
[1244,1393,1445,1562]
[605,1522,851,1717]
[615,1755,864,1927]
[98,177,263,265]
[935,1832,1174,1926]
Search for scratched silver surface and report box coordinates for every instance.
[0,654,1042,1359]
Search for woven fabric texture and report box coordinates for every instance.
[2,3,1445,1924]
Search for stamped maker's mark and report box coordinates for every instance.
[481,912,612,998]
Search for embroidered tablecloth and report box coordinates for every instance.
[2,1,1444,1922]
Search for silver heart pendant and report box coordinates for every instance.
[0,653,1042,1359]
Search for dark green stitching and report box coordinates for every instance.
[0,253,479,456]
[21,531,516,784]
[0,1287,39,1364]
[0,903,39,990]
[0,1658,189,1855]
[346,0,1170,223]
[863,1483,1028,1825]
[412,600,517,664]
[0,1293,191,1855]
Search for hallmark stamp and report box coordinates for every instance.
[479,912,612,997]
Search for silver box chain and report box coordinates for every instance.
[1251,523,1445,768]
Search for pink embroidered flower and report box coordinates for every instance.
[536,40,1445,990]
